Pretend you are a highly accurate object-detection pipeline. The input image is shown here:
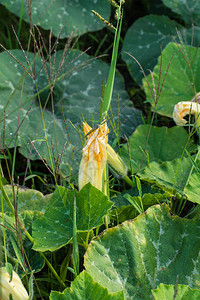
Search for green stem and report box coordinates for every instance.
[102,2,123,119]
[103,162,109,197]
[124,175,134,187]
[41,253,66,288]
[72,196,79,277]
[84,231,90,250]
[0,178,15,216]
[11,135,18,179]
[104,215,109,229]
[103,162,110,228]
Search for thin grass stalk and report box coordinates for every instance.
[1,184,7,264]
[102,4,123,119]
[11,136,18,180]
[35,84,57,183]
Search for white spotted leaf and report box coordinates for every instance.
[143,42,200,117]
[0,49,142,181]
[120,124,196,173]
[0,0,110,38]
[162,0,200,26]
[84,204,200,299]
[152,283,200,299]
[121,15,200,84]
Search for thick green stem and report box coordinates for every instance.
[124,175,134,187]
[102,2,123,119]
[72,196,79,277]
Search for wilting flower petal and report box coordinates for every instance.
[78,122,109,191]
[173,101,200,126]
[107,144,127,177]
[0,267,29,300]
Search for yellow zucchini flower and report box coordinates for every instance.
[79,122,109,191]
[173,101,200,126]
[79,122,127,191]
[0,267,29,300]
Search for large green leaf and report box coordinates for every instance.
[120,124,196,173]
[139,157,192,193]
[0,49,141,181]
[0,211,45,275]
[143,42,200,117]
[152,283,200,299]
[0,0,110,38]
[184,173,200,204]
[121,15,200,84]
[0,49,80,179]
[0,185,50,213]
[84,204,200,299]
[50,271,124,300]
[32,184,113,252]
[162,0,200,26]
[51,51,142,140]
[139,156,200,204]
[122,15,182,84]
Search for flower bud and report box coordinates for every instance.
[107,144,127,177]
[0,267,29,300]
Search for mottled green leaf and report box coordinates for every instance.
[162,0,200,26]
[0,185,50,213]
[32,184,113,252]
[50,271,124,300]
[139,157,192,194]
[139,156,200,204]
[0,0,111,38]
[0,49,141,181]
[184,172,200,204]
[143,42,200,117]
[152,283,200,299]
[84,204,200,299]
[122,15,200,84]
[122,15,183,84]
[120,124,196,173]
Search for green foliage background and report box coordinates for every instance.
[0,0,200,299]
